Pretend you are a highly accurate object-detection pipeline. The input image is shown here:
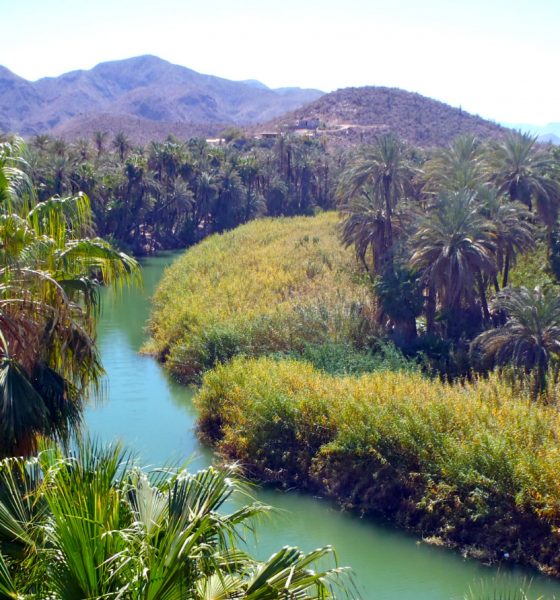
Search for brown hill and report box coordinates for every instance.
[0,55,323,136]
[261,87,507,148]
[51,113,227,144]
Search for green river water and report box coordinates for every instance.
[85,252,560,600]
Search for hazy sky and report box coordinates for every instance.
[4,0,559,125]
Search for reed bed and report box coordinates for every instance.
[196,356,560,575]
[146,213,374,380]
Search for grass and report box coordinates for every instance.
[196,356,560,576]
[145,212,376,380]
[508,243,559,293]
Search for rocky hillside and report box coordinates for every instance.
[0,55,323,136]
[51,113,226,144]
[262,86,507,148]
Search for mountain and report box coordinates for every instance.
[260,87,507,148]
[0,55,323,137]
[502,122,560,145]
[52,113,228,145]
[538,133,560,145]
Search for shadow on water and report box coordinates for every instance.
[85,251,560,600]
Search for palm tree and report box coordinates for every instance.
[113,131,132,162]
[471,286,560,398]
[485,131,560,234]
[410,189,497,335]
[479,189,536,288]
[93,130,109,158]
[0,441,350,598]
[0,140,140,456]
[338,134,415,274]
[423,135,485,194]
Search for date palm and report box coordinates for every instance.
[485,131,560,231]
[338,134,415,274]
[93,130,109,158]
[479,189,536,288]
[0,442,350,599]
[424,135,485,194]
[113,131,132,162]
[410,189,497,333]
[471,286,560,398]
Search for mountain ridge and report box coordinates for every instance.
[0,56,517,147]
[0,55,324,135]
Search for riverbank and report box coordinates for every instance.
[196,356,560,577]
[87,252,560,599]
[145,213,374,381]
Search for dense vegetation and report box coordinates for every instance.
[0,139,140,456]
[337,132,560,392]
[146,212,375,381]
[0,441,348,598]
[0,141,350,599]
[6,119,560,585]
[23,131,340,254]
[196,356,560,575]
[148,130,560,390]
[144,129,560,578]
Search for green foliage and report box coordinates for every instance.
[196,356,560,573]
[471,286,560,397]
[0,441,351,598]
[0,139,141,456]
[464,577,542,600]
[274,341,417,376]
[548,229,560,282]
[146,213,376,381]
[508,243,558,292]
[26,132,341,254]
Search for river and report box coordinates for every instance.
[85,252,560,600]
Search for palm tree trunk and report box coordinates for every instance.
[477,273,490,322]
[502,253,510,288]
[534,355,549,401]
[426,284,436,335]
[383,176,393,272]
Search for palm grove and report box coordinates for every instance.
[338,131,560,396]
[14,128,560,397]
[1,122,560,596]
[0,138,350,599]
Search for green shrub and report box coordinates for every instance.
[196,356,560,574]
[146,213,376,381]
[273,341,417,376]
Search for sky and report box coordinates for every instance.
[3,0,560,125]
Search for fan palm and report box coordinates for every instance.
[0,140,140,456]
[338,134,415,273]
[471,286,560,398]
[0,441,351,599]
[410,190,497,334]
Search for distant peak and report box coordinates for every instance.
[92,55,172,70]
[240,79,270,90]
[0,65,24,80]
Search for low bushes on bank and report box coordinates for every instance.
[146,213,375,381]
[196,356,560,575]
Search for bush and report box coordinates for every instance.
[146,213,376,381]
[273,341,418,376]
[196,356,560,574]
